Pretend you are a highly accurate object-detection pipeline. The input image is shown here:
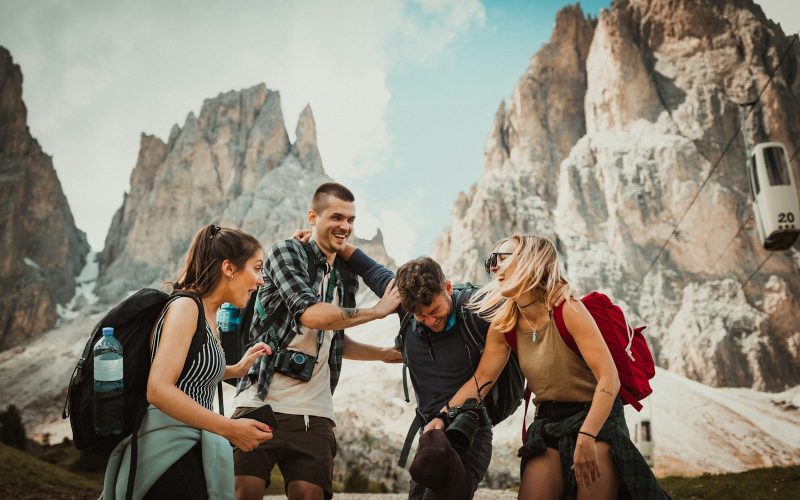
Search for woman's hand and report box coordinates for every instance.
[230,342,271,378]
[224,417,273,451]
[572,433,601,488]
[292,229,312,243]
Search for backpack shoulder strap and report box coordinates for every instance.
[398,411,426,468]
[333,256,359,309]
[170,291,206,361]
[302,242,319,288]
[452,284,485,352]
[551,298,579,355]
[397,312,415,403]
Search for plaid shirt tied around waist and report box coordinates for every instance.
[519,398,670,499]
[236,239,358,401]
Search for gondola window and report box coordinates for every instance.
[764,146,791,186]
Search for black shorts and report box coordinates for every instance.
[232,410,337,500]
[144,442,207,499]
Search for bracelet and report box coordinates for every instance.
[577,430,597,440]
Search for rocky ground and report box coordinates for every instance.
[265,491,515,500]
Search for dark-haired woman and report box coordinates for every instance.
[445,234,668,500]
[102,224,273,500]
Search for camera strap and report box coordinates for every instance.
[459,327,491,405]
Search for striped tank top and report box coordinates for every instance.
[151,297,225,410]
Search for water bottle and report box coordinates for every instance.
[217,303,240,333]
[93,327,124,436]
[217,303,241,365]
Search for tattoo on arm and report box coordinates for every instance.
[340,308,359,321]
[596,388,615,398]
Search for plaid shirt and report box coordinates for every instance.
[236,239,358,401]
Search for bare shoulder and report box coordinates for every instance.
[561,297,589,318]
[162,296,200,332]
[561,298,595,334]
[488,322,511,347]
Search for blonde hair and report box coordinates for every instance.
[470,233,570,332]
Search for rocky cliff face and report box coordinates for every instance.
[432,5,596,281]
[96,85,391,300]
[0,47,90,350]
[432,0,800,391]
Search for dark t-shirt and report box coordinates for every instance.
[345,249,488,415]
[404,309,484,416]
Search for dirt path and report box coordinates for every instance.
[265,490,516,499]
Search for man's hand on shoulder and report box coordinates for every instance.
[373,279,401,318]
[292,229,311,243]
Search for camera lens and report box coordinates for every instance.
[445,410,480,454]
[289,352,307,372]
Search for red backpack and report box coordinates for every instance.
[505,292,655,441]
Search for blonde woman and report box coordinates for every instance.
[444,234,668,499]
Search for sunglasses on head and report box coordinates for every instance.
[484,252,513,274]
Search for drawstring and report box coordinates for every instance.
[622,308,636,361]
[304,414,309,432]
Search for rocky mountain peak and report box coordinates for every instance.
[0,47,36,156]
[0,46,89,349]
[291,104,324,174]
[96,84,390,301]
[433,0,800,391]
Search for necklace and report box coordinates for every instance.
[520,310,549,342]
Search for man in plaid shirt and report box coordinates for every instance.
[233,183,402,500]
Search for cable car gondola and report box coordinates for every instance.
[747,142,800,251]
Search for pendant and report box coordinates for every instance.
[531,331,537,343]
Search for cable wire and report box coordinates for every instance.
[634,33,799,291]
[710,213,754,272]
[790,144,800,165]
[702,252,774,331]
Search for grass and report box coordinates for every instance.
[660,465,800,499]
[2,439,798,499]
[0,442,101,499]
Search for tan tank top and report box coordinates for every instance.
[517,315,596,406]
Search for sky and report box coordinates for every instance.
[0,0,797,263]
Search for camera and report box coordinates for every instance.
[273,349,317,382]
[445,398,490,454]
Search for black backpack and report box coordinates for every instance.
[63,289,222,500]
[62,289,214,451]
[451,284,525,426]
[395,283,525,466]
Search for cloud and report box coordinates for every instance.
[354,186,436,263]
[392,0,486,66]
[0,0,485,253]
